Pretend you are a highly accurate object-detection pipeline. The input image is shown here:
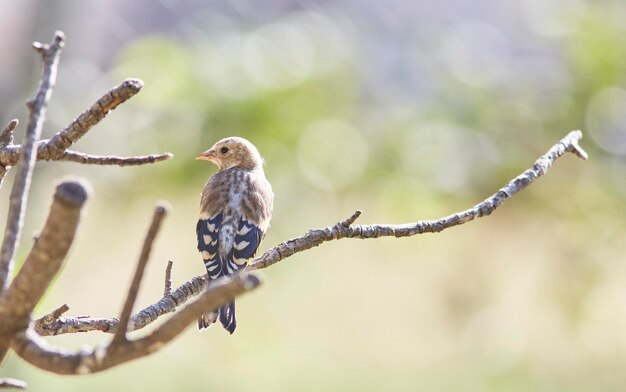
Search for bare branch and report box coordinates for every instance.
[0,31,65,293]
[112,204,168,344]
[59,150,173,166]
[0,179,88,362]
[34,130,588,338]
[248,130,588,270]
[38,79,143,160]
[163,261,174,297]
[35,313,117,336]
[36,275,207,335]
[12,273,261,375]
[0,180,87,321]
[0,377,26,390]
[0,80,172,169]
[0,31,249,377]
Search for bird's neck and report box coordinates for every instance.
[219,162,262,172]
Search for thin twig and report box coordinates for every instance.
[163,261,173,297]
[339,210,362,227]
[34,130,588,337]
[0,119,18,146]
[0,31,65,293]
[59,150,173,166]
[112,204,168,344]
[33,304,70,335]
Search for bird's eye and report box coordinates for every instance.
[220,147,229,154]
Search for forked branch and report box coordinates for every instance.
[5,185,261,375]
[0,30,173,385]
[0,31,65,293]
[0,79,173,170]
[0,29,589,384]
[34,130,588,337]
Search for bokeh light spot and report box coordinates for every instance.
[298,119,369,191]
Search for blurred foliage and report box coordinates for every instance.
[1,1,626,391]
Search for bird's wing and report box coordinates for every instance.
[225,218,263,275]
[197,212,262,279]
[197,212,223,280]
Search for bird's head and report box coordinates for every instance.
[196,137,264,171]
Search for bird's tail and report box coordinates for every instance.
[197,302,237,334]
[197,311,218,330]
[219,301,237,334]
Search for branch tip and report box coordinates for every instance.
[53,31,66,46]
[51,304,70,319]
[55,179,91,207]
[155,202,170,216]
[1,119,18,133]
[0,119,18,144]
[163,261,173,297]
[0,378,27,390]
[340,210,362,227]
[568,130,588,160]
[123,78,144,92]
[31,41,44,52]
[243,273,262,290]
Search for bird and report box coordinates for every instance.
[195,136,274,334]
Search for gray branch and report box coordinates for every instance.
[113,204,168,344]
[0,79,173,170]
[248,130,588,270]
[163,261,174,297]
[58,150,173,166]
[0,180,87,363]
[2,180,261,375]
[0,30,590,383]
[0,31,172,380]
[12,273,260,375]
[35,274,208,336]
[0,31,65,294]
[40,78,144,160]
[33,130,588,338]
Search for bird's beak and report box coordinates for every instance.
[196,149,216,161]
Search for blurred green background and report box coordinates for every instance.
[1,0,625,391]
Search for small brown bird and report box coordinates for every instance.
[195,137,273,334]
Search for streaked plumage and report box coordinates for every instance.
[196,137,273,334]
